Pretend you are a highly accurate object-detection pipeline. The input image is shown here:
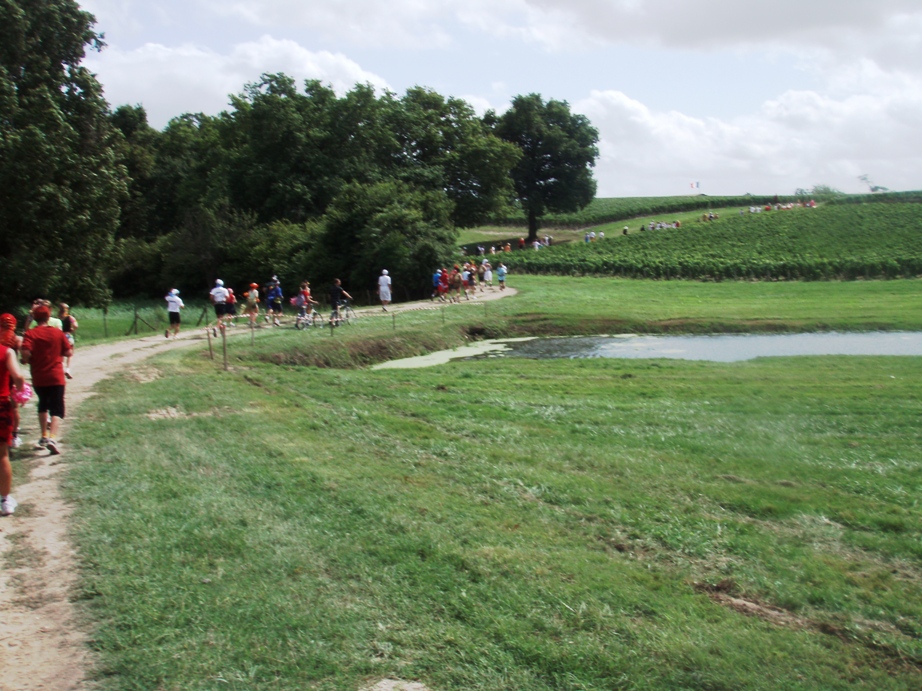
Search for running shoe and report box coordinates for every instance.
[10,436,21,449]
[65,368,73,379]
[46,439,60,455]
[35,437,49,449]
[0,496,17,516]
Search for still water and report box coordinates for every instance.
[373,332,922,369]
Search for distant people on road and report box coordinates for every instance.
[209,279,229,332]
[482,260,494,290]
[21,305,72,456]
[244,283,260,327]
[439,268,450,301]
[165,289,184,339]
[58,304,77,379]
[225,288,238,326]
[329,279,353,324]
[496,262,508,291]
[266,279,283,326]
[378,270,392,311]
[432,269,443,301]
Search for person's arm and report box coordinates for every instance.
[6,349,24,390]
[343,291,353,300]
[20,347,31,365]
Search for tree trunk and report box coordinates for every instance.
[527,207,539,243]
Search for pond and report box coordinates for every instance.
[373,332,922,369]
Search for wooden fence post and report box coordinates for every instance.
[206,325,214,359]
[221,326,228,371]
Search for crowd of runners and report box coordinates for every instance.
[1,301,77,516]
[165,263,510,335]
[431,260,507,302]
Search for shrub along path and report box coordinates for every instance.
[0,289,515,691]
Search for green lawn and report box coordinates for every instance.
[65,278,922,689]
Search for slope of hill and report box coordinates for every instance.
[501,202,922,280]
[492,190,922,229]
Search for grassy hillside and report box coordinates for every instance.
[501,203,922,280]
[491,190,922,229]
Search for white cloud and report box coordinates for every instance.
[575,78,922,196]
[85,36,390,127]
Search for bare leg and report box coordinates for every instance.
[0,444,11,496]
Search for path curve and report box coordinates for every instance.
[0,286,516,689]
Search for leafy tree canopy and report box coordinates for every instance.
[491,93,599,242]
[0,0,127,311]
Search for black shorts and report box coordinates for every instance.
[35,385,66,419]
[270,301,283,314]
[226,303,237,315]
[169,312,181,325]
[214,303,226,316]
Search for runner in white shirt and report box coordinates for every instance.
[165,289,184,339]
[209,279,229,331]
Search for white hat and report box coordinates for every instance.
[170,289,179,296]
[382,269,388,275]
[216,279,224,286]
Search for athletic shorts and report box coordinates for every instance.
[65,333,75,346]
[35,385,66,419]
[169,312,181,325]
[226,303,237,315]
[270,301,283,314]
[0,400,12,445]
[214,303,227,316]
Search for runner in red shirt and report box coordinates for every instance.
[0,342,26,515]
[21,305,72,455]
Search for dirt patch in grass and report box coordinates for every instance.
[362,679,432,691]
[695,581,922,672]
[127,365,161,383]
[145,406,260,420]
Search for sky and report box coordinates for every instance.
[79,0,922,197]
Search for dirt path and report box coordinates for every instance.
[0,287,515,689]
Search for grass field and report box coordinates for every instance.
[63,278,922,689]
[498,204,922,281]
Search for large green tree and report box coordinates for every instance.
[491,94,599,242]
[0,0,127,310]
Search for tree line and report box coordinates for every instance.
[0,0,599,311]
